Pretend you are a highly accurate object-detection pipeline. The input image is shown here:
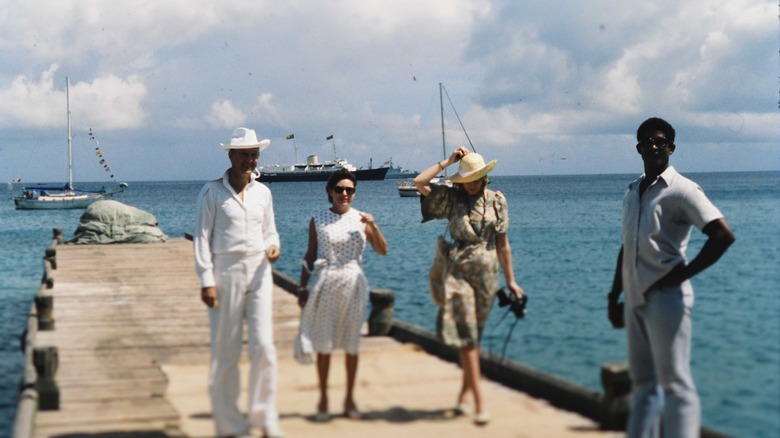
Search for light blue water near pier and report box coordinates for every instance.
[1,172,778,437]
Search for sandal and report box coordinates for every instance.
[474,412,490,426]
[313,410,331,422]
[344,407,362,419]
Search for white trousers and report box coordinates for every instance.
[209,253,279,437]
[626,283,699,438]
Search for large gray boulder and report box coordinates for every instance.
[70,200,168,244]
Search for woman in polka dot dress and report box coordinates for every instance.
[298,169,388,421]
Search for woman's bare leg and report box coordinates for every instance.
[317,353,331,412]
[344,353,359,413]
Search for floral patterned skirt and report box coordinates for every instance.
[435,242,500,347]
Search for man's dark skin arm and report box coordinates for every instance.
[607,247,625,328]
[652,218,736,289]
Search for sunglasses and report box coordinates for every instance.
[638,137,671,149]
[332,186,355,195]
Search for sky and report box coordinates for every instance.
[0,0,777,183]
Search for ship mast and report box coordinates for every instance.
[286,134,300,164]
[329,135,338,161]
[439,82,447,178]
[66,76,74,191]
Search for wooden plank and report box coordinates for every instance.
[30,238,623,438]
[33,239,204,437]
[31,238,377,437]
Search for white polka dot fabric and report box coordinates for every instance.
[300,208,368,354]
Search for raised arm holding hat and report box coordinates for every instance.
[414,146,525,426]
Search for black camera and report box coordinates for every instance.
[497,287,528,318]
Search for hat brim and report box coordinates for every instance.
[220,138,271,151]
[447,160,498,183]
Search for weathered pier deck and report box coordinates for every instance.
[19,237,627,437]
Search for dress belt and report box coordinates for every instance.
[454,240,493,250]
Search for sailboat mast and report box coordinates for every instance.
[66,76,73,190]
[439,82,447,177]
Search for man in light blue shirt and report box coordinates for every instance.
[608,117,735,438]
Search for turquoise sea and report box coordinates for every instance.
[1,172,778,437]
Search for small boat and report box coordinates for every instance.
[13,77,126,210]
[384,158,418,179]
[396,180,420,197]
[398,83,468,198]
[14,183,127,210]
[257,135,388,182]
[397,82,464,199]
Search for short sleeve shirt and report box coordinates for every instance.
[621,166,723,306]
[420,183,508,243]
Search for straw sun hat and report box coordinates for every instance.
[448,152,498,183]
[220,127,271,151]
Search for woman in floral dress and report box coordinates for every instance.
[298,169,387,421]
[414,147,525,425]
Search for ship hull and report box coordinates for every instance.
[257,166,389,182]
[14,193,105,210]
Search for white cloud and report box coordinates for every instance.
[206,100,247,128]
[70,75,148,130]
[0,65,62,127]
[0,64,147,129]
[249,93,286,129]
[0,0,777,182]
[0,1,266,62]
[338,0,491,40]
[592,54,642,114]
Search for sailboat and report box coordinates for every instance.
[13,77,127,210]
[397,82,454,197]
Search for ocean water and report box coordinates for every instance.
[1,172,778,437]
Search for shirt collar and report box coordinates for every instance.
[657,165,678,186]
[221,169,256,194]
[629,165,677,191]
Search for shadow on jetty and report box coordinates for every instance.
[273,268,732,438]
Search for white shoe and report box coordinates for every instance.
[474,412,490,426]
[263,424,285,438]
[454,404,471,416]
[313,410,331,422]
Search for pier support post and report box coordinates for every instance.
[33,346,60,411]
[35,295,54,331]
[41,246,56,289]
[368,289,394,336]
[52,228,63,245]
[45,247,57,271]
[599,361,631,430]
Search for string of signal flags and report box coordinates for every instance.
[88,128,119,182]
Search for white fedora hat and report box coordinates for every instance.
[448,152,498,183]
[220,127,271,151]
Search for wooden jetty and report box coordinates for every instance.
[15,235,634,437]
